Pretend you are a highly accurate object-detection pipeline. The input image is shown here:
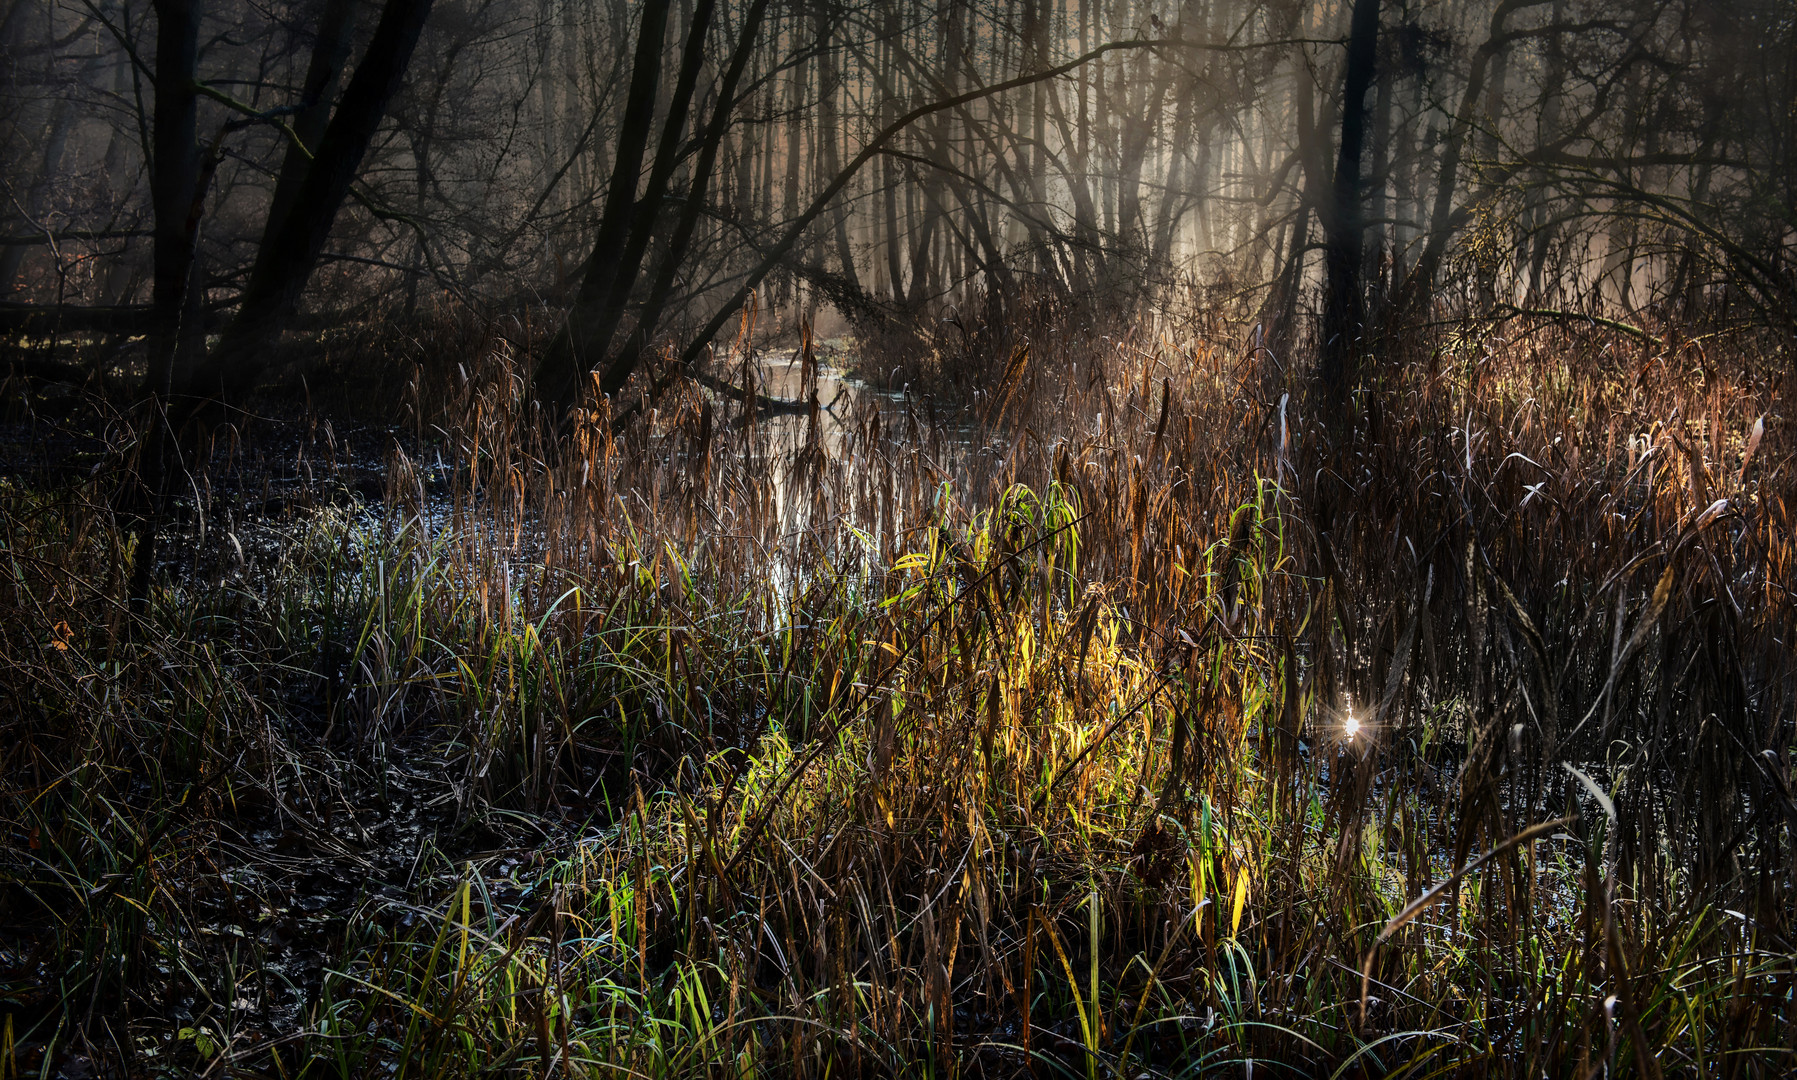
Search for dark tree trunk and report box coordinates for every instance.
[778,11,805,307]
[1525,0,1567,304]
[1474,26,1511,309]
[147,0,202,403]
[815,8,860,299]
[569,0,721,398]
[1319,0,1380,397]
[880,6,903,299]
[623,0,774,386]
[1044,77,1101,294]
[1116,47,1174,265]
[531,0,673,410]
[178,0,435,408]
[130,0,205,609]
[262,0,357,250]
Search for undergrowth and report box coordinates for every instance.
[2,309,1794,1076]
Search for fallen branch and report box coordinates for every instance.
[603,364,811,436]
[1493,304,1663,347]
[688,369,810,416]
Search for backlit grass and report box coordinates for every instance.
[2,310,1793,1076]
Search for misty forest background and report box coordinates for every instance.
[2,0,1796,1076]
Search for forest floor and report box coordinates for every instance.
[2,312,1794,1077]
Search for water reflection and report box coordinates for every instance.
[722,342,910,607]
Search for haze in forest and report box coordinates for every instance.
[5,0,1791,401]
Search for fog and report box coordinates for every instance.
[4,0,1791,409]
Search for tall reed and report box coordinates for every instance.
[1,306,1791,1076]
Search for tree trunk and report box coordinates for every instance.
[622,0,774,386]
[1525,0,1567,304]
[179,0,436,408]
[778,11,805,308]
[129,0,204,608]
[580,0,718,391]
[815,6,860,299]
[262,0,357,252]
[1397,0,1546,317]
[528,0,671,409]
[1319,0,1380,397]
[878,9,904,298]
[146,0,202,402]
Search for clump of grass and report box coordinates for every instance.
[2,307,1793,1076]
